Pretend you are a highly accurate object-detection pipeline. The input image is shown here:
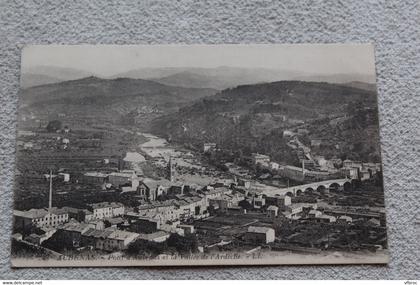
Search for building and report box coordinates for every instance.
[252,153,270,166]
[177,224,194,235]
[208,196,232,212]
[174,195,208,220]
[57,222,94,248]
[14,207,69,231]
[167,184,186,196]
[201,187,229,200]
[104,217,125,228]
[83,172,108,185]
[302,159,316,170]
[312,214,337,223]
[87,202,125,220]
[108,171,137,187]
[359,169,372,181]
[337,215,353,223]
[252,195,266,209]
[129,217,161,234]
[24,226,56,245]
[340,167,359,180]
[137,178,172,201]
[203,143,217,153]
[58,172,70,182]
[104,230,139,251]
[265,195,292,208]
[269,162,280,170]
[308,209,322,218]
[237,178,251,189]
[62,207,90,222]
[267,205,279,218]
[285,204,304,219]
[81,228,115,250]
[343,159,363,170]
[87,219,105,230]
[89,204,114,220]
[244,226,275,244]
[281,164,334,182]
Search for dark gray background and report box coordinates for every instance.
[0,0,419,279]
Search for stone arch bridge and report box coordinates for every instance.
[261,178,352,197]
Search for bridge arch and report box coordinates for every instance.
[317,185,327,193]
[329,182,340,191]
[285,191,294,197]
[296,189,303,196]
[304,187,314,193]
[343,181,352,191]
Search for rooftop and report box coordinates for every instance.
[109,172,136,178]
[267,205,279,211]
[137,231,170,241]
[82,228,115,239]
[14,207,69,219]
[14,209,48,219]
[59,222,92,233]
[62,206,82,214]
[108,230,139,241]
[247,226,274,234]
[88,202,124,209]
[84,172,109,178]
[142,178,172,189]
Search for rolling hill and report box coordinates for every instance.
[151,80,381,163]
[18,76,217,129]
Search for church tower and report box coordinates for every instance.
[167,156,176,182]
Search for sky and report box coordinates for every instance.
[21,44,376,77]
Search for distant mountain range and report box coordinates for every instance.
[22,65,376,90]
[116,66,376,90]
[21,66,94,88]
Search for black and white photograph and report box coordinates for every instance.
[11,44,388,267]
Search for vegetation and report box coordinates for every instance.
[126,233,199,257]
[151,81,380,164]
[46,120,62,132]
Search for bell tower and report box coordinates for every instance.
[167,156,176,182]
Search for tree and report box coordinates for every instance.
[127,239,166,256]
[167,233,198,253]
[46,120,62,132]
[238,199,253,210]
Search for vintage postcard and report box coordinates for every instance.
[12,44,388,267]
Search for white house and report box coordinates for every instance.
[244,226,275,244]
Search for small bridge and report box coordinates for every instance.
[261,178,352,197]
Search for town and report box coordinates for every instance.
[12,117,387,262]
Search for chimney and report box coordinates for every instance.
[48,169,53,210]
[302,160,306,176]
